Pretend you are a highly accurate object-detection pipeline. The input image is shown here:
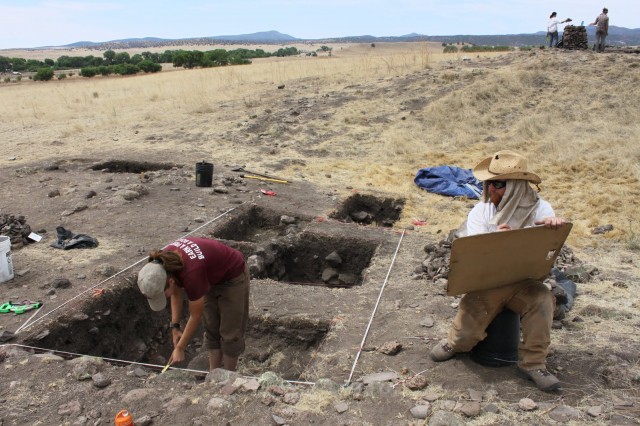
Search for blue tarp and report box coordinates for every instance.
[414,166,483,199]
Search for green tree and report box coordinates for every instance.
[138,60,162,73]
[103,50,116,64]
[130,54,143,64]
[114,52,131,64]
[44,58,55,66]
[33,68,54,81]
[80,67,97,77]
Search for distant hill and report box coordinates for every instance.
[52,27,640,51]
[209,30,297,42]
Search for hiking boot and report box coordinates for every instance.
[518,368,561,391]
[430,339,456,362]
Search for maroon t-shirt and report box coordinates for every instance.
[164,237,245,301]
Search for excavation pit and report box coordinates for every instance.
[22,281,329,380]
[245,232,378,286]
[331,194,405,227]
[212,205,309,244]
[89,160,178,173]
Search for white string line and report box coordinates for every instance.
[0,343,315,386]
[346,229,405,386]
[15,201,250,335]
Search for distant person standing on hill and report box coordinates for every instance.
[590,7,609,52]
[547,12,571,48]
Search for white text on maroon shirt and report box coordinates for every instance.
[170,238,205,260]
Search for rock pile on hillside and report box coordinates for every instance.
[0,213,36,249]
[562,26,589,50]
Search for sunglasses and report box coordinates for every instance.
[488,180,507,189]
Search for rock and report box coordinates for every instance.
[96,264,117,277]
[428,410,466,426]
[0,330,16,342]
[548,405,582,423]
[325,251,342,267]
[361,371,400,384]
[271,414,287,425]
[378,340,402,355]
[420,316,435,328]
[212,186,229,194]
[34,353,64,363]
[91,373,111,388]
[283,392,299,405]
[351,383,365,401]
[334,402,349,413]
[338,273,357,286]
[592,224,614,234]
[220,384,238,395]
[207,397,231,412]
[423,392,440,402]
[410,404,430,419]
[440,400,457,411]
[69,356,105,380]
[406,375,429,390]
[483,403,500,414]
[115,189,141,201]
[241,379,261,392]
[84,190,97,199]
[134,415,153,426]
[280,215,296,225]
[586,405,603,417]
[321,267,339,283]
[122,388,156,404]
[519,398,537,411]
[48,190,61,198]
[247,255,265,277]
[457,402,481,417]
[51,278,72,289]
[467,389,483,402]
[164,396,189,413]
[350,210,373,224]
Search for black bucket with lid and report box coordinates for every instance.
[470,309,520,367]
[195,161,213,187]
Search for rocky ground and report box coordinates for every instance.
[0,46,639,426]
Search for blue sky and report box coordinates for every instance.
[1,0,638,49]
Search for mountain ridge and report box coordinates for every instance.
[32,26,640,50]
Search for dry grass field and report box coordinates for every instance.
[1,42,639,423]
[2,42,639,245]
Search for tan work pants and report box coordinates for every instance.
[202,265,250,357]
[447,279,554,370]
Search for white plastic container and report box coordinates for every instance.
[0,235,14,282]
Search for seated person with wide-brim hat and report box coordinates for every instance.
[429,150,566,392]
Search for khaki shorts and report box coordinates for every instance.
[202,265,250,357]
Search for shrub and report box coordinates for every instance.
[98,66,113,76]
[57,73,66,80]
[33,67,54,81]
[80,67,97,77]
[138,60,162,73]
[443,45,459,53]
[114,63,139,75]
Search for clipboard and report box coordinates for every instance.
[447,224,572,296]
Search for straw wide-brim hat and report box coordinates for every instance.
[473,150,541,184]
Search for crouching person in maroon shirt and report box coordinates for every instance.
[137,237,249,371]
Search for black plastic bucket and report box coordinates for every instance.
[470,309,520,367]
[195,161,213,187]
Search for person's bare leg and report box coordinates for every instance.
[209,349,222,370]
[222,354,238,371]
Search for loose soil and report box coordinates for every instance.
[0,45,639,426]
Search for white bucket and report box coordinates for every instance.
[0,235,14,283]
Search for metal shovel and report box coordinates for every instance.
[231,166,289,183]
